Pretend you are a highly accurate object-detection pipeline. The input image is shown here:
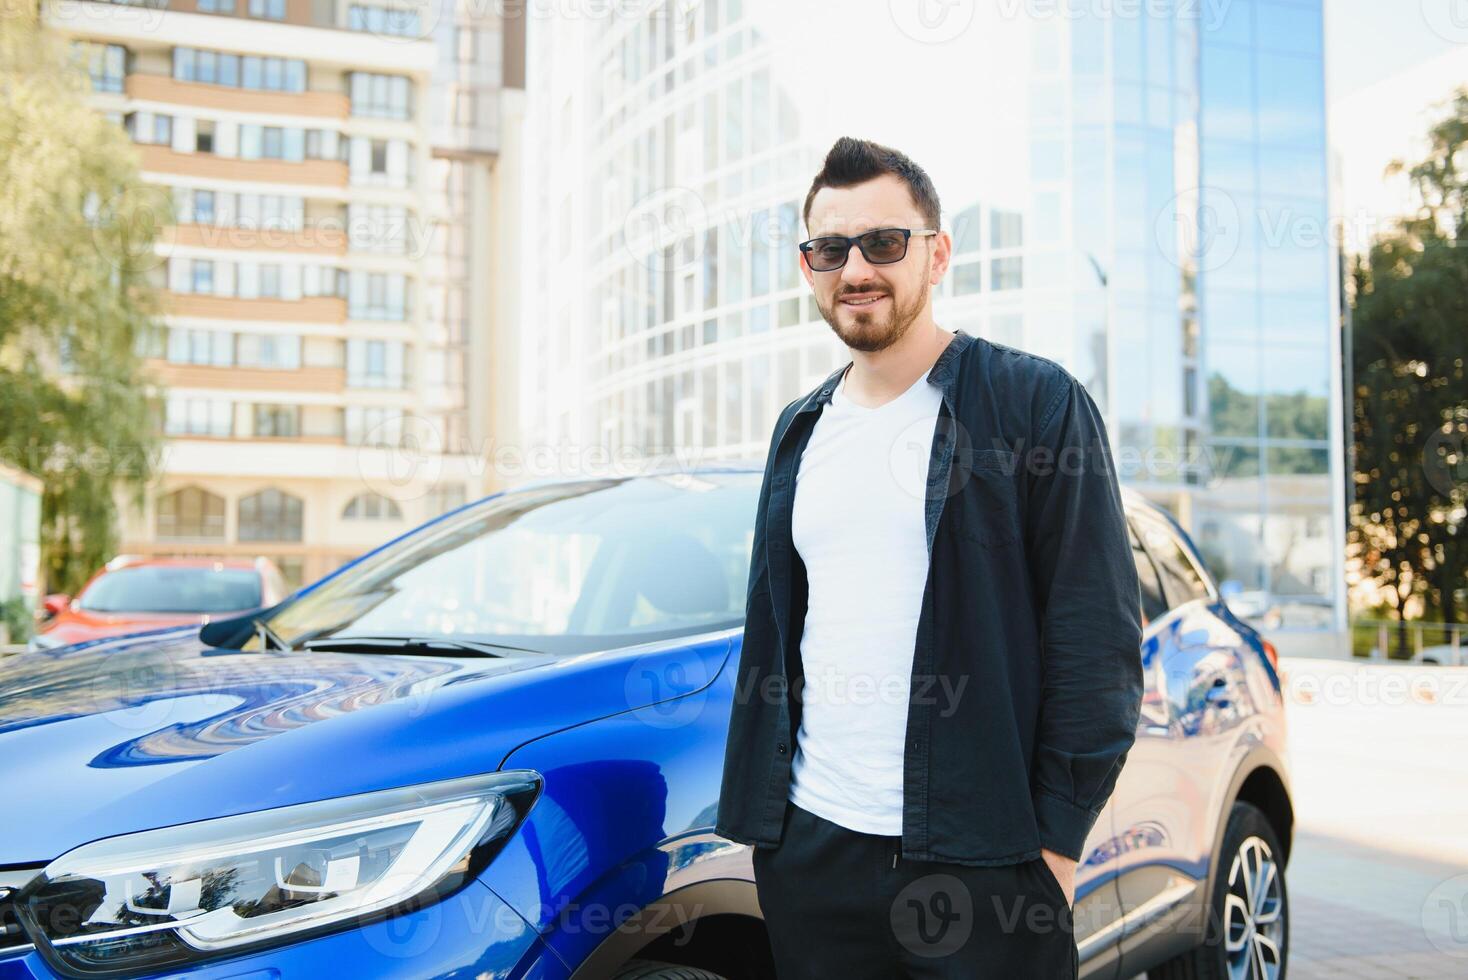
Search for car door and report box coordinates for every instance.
[1069,522,1169,978]
[1103,518,1216,948]
[1109,511,1248,969]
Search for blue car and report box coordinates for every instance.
[0,467,1291,980]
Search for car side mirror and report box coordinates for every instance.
[42,593,71,617]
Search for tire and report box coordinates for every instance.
[611,959,731,980]
[1149,801,1289,980]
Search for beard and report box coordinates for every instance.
[816,276,928,354]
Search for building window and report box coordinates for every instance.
[951,204,982,254]
[192,189,215,223]
[235,193,306,231]
[77,42,126,93]
[349,72,412,120]
[990,256,1023,291]
[990,209,1024,250]
[342,492,402,520]
[423,483,466,518]
[347,204,409,254]
[156,486,226,540]
[166,328,233,366]
[304,129,342,161]
[175,48,305,93]
[238,488,304,542]
[346,338,407,387]
[952,261,982,296]
[195,120,215,155]
[454,90,475,127]
[253,404,300,437]
[196,0,236,12]
[189,259,214,294]
[348,271,408,320]
[236,333,301,369]
[165,397,233,436]
[345,406,403,447]
[239,125,296,161]
[348,4,420,36]
[125,111,171,146]
[248,0,286,20]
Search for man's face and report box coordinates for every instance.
[801,174,950,354]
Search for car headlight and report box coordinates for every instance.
[15,770,541,976]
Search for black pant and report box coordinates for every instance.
[752,801,1078,979]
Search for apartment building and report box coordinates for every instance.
[46,0,524,585]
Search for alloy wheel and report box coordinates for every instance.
[1223,834,1285,980]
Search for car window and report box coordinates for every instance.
[78,566,264,614]
[256,473,761,656]
[1129,525,1169,625]
[1134,514,1212,610]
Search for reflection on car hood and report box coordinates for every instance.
[37,609,218,647]
[0,626,733,864]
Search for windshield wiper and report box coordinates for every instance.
[298,635,542,658]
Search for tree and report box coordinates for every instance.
[1348,89,1468,653]
[0,14,165,594]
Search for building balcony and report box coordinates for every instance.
[137,144,347,188]
[164,293,347,323]
[44,1,438,77]
[148,361,346,393]
[164,222,348,256]
[125,74,348,120]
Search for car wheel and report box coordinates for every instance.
[611,958,731,980]
[1150,801,1288,980]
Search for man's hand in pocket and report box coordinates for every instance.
[1040,847,1077,908]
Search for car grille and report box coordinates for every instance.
[0,869,40,953]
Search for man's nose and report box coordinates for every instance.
[840,244,879,286]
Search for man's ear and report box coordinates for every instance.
[928,230,953,285]
[798,250,814,289]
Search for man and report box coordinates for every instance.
[714,137,1144,978]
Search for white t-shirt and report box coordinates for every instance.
[786,360,943,835]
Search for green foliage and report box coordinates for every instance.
[1206,373,1330,480]
[1349,89,1468,642]
[0,16,165,594]
[0,596,31,645]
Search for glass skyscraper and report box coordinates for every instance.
[521,0,1343,640]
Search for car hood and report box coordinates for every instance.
[38,609,215,646]
[0,626,733,864]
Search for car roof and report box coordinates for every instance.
[496,461,1166,518]
[103,556,262,573]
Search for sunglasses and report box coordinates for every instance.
[798,227,938,272]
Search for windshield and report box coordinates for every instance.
[79,566,264,614]
[255,472,760,657]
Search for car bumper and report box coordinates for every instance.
[0,879,568,980]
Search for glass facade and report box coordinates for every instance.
[522,0,1343,631]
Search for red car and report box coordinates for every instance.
[31,556,288,650]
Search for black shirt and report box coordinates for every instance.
[714,328,1144,865]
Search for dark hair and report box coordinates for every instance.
[802,137,942,233]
